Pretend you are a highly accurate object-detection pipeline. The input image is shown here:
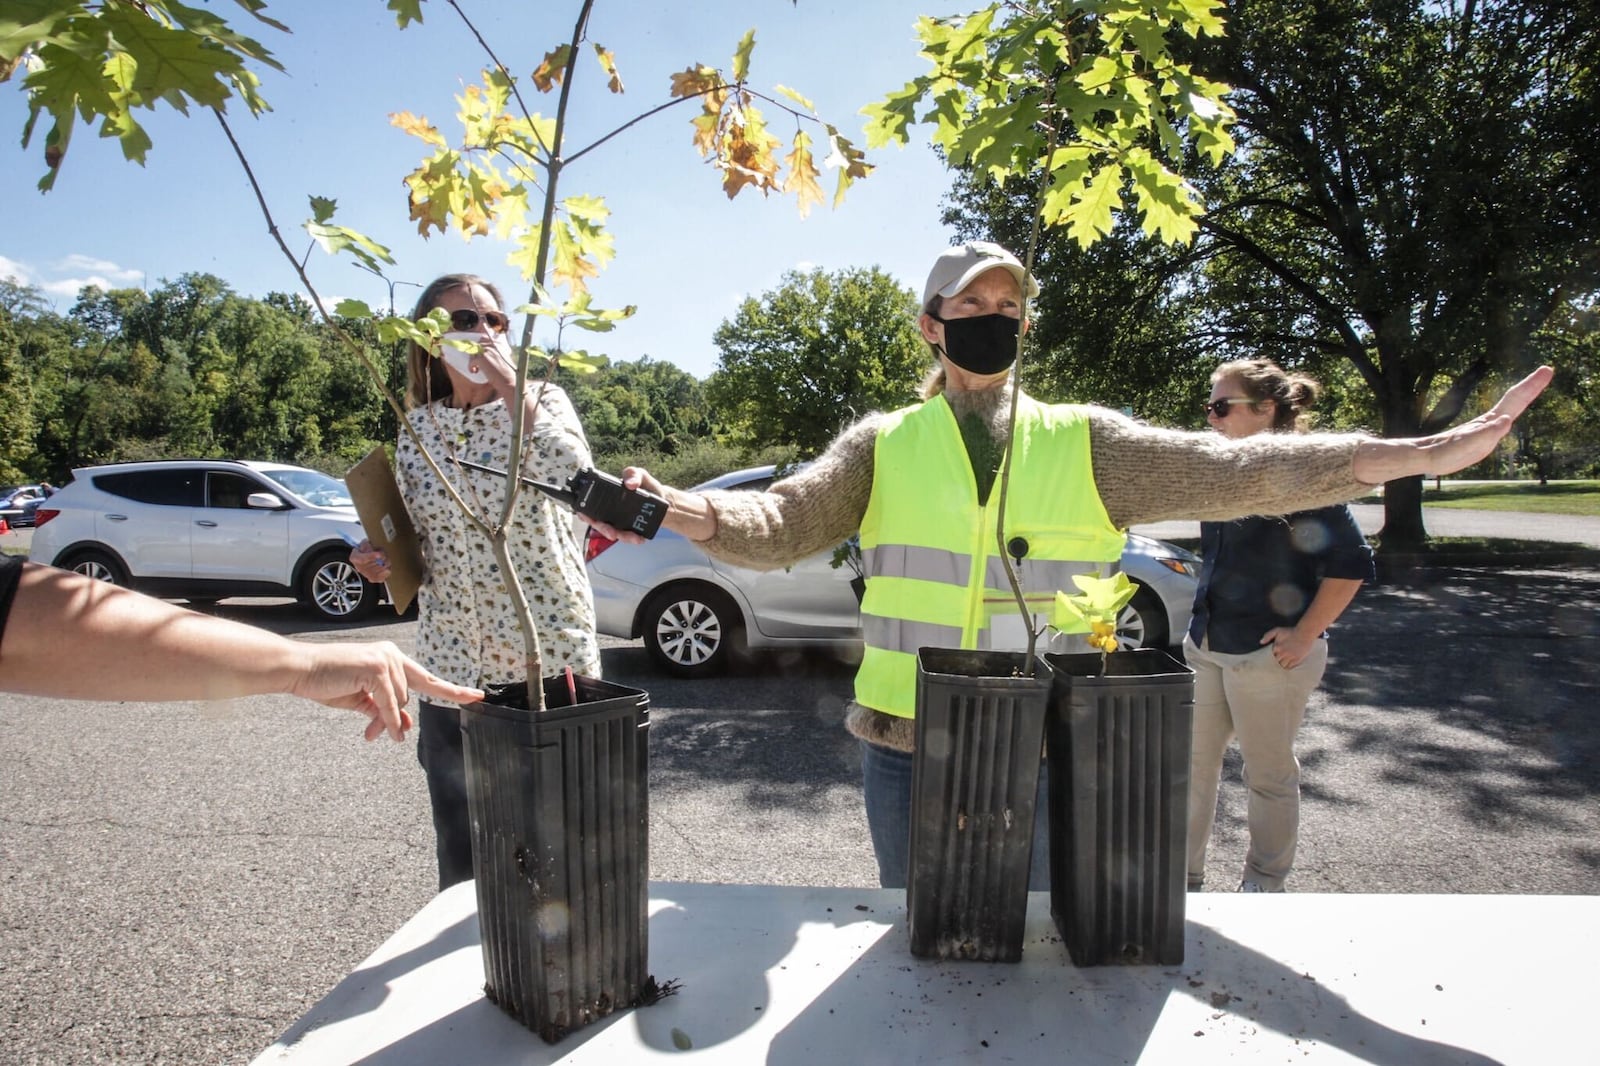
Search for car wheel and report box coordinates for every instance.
[63,548,129,587]
[640,584,741,678]
[1116,587,1169,651]
[300,550,379,623]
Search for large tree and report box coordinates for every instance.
[947,0,1600,548]
[705,266,926,455]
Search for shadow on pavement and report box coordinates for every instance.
[1317,565,1600,822]
[604,644,862,804]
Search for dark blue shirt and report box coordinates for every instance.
[1187,504,1375,655]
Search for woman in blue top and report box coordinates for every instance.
[1185,359,1376,894]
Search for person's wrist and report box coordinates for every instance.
[1352,438,1412,484]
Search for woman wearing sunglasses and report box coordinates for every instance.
[349,273,600,891]
[1184,360,1375,895]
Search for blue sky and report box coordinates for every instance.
[0,1,962,380]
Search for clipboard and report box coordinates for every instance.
[345,446,424,615]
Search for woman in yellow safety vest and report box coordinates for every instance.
[595,241,1551,889]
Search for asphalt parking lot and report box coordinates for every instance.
[1,538,1598,1064]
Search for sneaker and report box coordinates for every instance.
[1238,879,1285,893]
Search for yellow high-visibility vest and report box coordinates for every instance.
[854,393,1126,718]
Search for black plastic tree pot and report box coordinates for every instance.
[460,674,650,1043]
[908,647,1053,963]
[1043,648,1193,966]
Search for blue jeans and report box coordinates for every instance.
[860,739,1052,891]
[417,701,474,891]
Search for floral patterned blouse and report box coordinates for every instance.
[395,385,600,707]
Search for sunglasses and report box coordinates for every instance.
[1203,396,1254,418]
[448,307,510,334]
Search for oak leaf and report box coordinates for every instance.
[390,110,448,148]
[782,131,825,218]
[532,45,571,92]
[593,44,624,93]
[731,29,756,83]
[669,65,722,100]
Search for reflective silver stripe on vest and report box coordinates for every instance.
[862,543,971,585]
[860,615,965,652]
[981,556,1120,594]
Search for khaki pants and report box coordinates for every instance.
[1184,633,1328,891]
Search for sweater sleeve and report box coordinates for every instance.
[697,413,883,570]
[1087,408,1375,529]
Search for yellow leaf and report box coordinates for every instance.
[401,152,462,237]
[669,65,723,100]
[550,219,601,294]
[783,131,825,218]
[690,110,720,157]
[563,194,610,223]
[593,44,624,93]
[717,105,782,199]
[506,226,544,281]
[492,185,532,240]
[501,113,557,158]
[775,84,815,112]
[389,110,447,148]
[731,29,756,82]
[557,350,610,374]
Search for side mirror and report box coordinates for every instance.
[246,492,288,510]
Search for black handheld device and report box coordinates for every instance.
[454,460,667,539]
[533,467,668,539]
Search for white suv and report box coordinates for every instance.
[29,459,380,622]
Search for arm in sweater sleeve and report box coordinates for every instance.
[695,413,883,570]
[1087,408,1373,529]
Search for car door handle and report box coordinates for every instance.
[105,514,128,522]
[196,519,219,528]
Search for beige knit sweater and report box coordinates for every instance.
[695,383,1373,752]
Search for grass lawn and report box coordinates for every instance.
[1356,479,1600,517]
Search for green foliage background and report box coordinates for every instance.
[0,270,911,488]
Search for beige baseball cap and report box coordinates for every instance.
[921,241,1040,309]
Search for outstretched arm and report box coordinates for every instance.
[0,562,482,741]
[1352,366,1554,484]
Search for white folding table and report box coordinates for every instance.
[254,881,1589,1065]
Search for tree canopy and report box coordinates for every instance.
[706,266,927,455]
[944,0,1600,546]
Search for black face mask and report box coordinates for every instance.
[930,312,1020,375]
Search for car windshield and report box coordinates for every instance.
[264,468,353,507]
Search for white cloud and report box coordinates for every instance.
[0,253,148,300]
[0,255,33,286]
[41,276,119,299]
[52,254,144,286]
